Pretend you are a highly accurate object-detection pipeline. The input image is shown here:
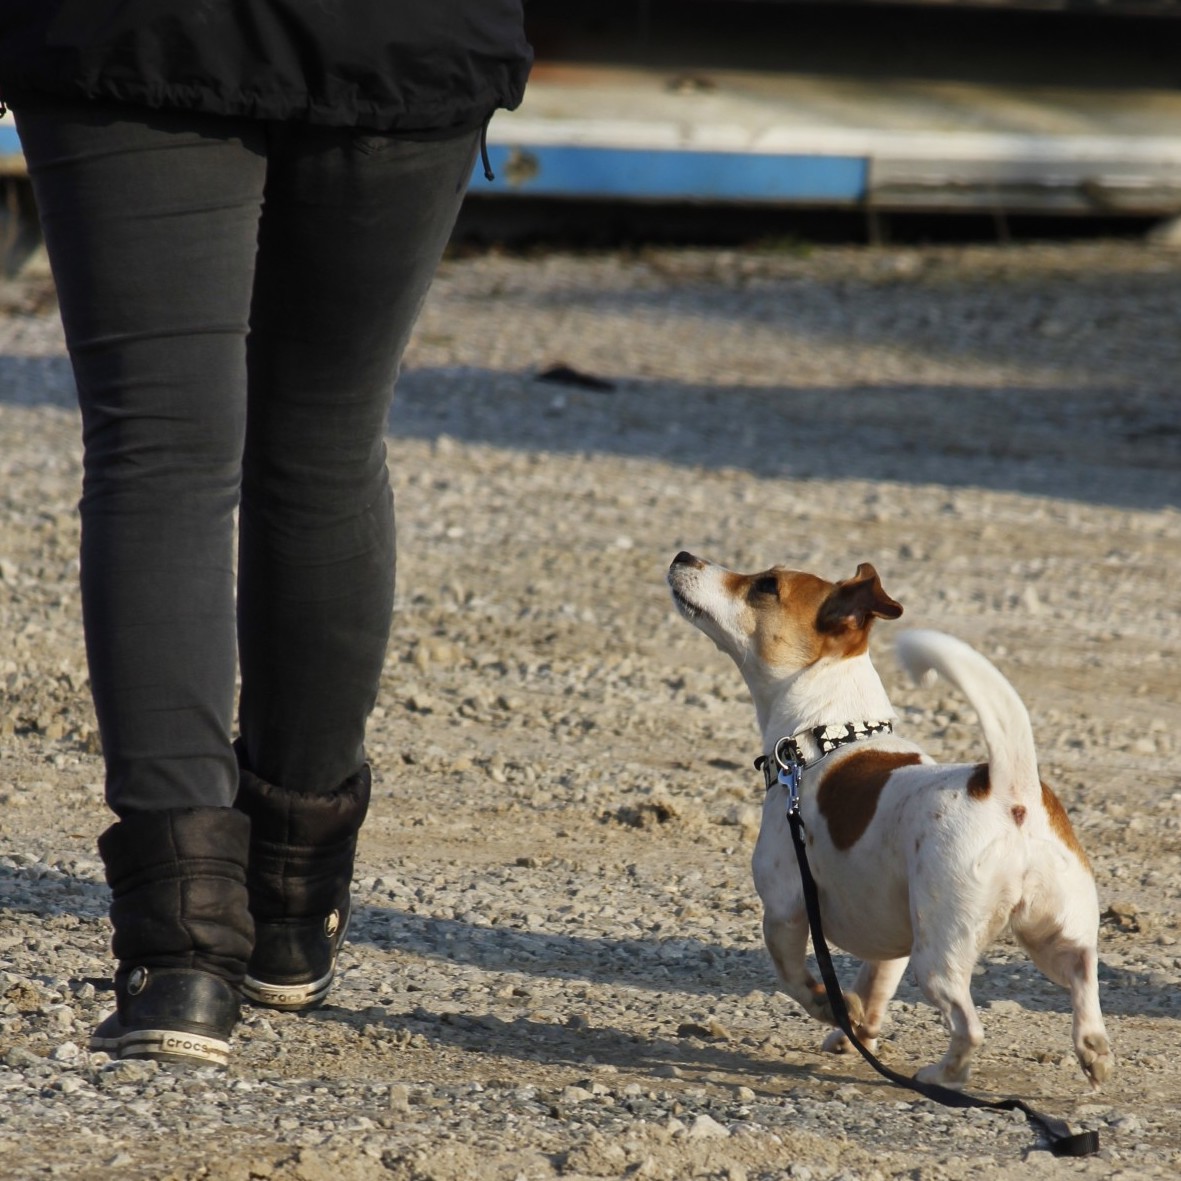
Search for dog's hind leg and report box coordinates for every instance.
[762,910,866,1034]
[822,956,908,1055]
[1011,880,1113,1089]
[1052,942,1111,1089]
[909,940,984,1089]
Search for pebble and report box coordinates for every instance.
[686,1113,730,1140]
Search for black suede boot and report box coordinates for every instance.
[233,745,371,1011]
[91,808,253,1067]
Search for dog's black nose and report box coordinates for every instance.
[671,551,699,567]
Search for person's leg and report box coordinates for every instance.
[237,125,479,790]
[15,100,267,1062]
[234,125,479,1008]
[15,100,267,814]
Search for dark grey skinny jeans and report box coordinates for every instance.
[15,100,478,814]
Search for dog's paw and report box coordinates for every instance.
[822,1028,853,1054]
[1078,1034,1114,1089]
[812,989,864,1030]
[915,1062,970,1091]
[811,989,869,1053]
[822,1026,878,1056]
[817,987,864,1025]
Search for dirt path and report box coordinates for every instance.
[1,241,1179,1180]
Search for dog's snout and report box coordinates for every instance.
[671,551,702,569]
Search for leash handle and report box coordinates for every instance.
[785,809,1098,1158]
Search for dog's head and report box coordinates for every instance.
[667,551,902,682]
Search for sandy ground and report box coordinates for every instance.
[0,239,1179,1180]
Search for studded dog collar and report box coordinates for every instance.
[754,719,895,792]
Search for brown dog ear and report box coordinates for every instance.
[816,563,903,635]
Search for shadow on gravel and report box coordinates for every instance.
[349,902,1167,1020]
[312,997,830,1090]
[0,863,107,920]
[0,355,75,409]
[355,902,776,997]
[2,353,1175,510]
[390,367,1179,513]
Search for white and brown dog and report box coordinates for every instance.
[667,551,1112,1090]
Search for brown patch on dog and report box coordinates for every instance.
[1041,781,1091,871]
[722,568,759,597]
[967,764,1027,826]
[740,564,904,669]
[742,569,842,668]
[815,563,904,658]
[967,763,991,799]
[818,750,923,850]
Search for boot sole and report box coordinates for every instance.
[241,967,335,1011]
[90,1026,230,1067]
[243,897,350,1011]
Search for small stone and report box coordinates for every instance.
[249,1016,280,1041]
[3,1046,43,1069]
[50,1041,81,1062]
[686,1113,730,1140]
[44,1004,74,1030]
[101,1058,159,1084]
[985,999,1023,1015]
[1102,901,1142,933]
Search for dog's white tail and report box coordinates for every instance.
[896,629,1040,806]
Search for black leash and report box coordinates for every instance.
[780,773,1099,1157]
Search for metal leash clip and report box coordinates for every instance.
[773,737,804,815]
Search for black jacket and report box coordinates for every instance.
[0,0,531,135]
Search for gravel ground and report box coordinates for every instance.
[1,239,1179,1181]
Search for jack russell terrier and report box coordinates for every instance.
[667,551,1112,1090]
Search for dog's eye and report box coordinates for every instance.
[750,576,779,598]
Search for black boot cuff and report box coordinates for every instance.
[232,744,371,847]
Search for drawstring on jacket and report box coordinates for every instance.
[479,119,494,182]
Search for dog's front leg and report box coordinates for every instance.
[762,909,866,1035]
[821,956,908,1055]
